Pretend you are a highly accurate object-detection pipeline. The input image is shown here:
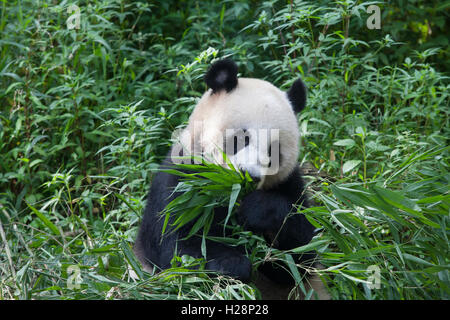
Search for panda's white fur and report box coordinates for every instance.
[176,78,299,189]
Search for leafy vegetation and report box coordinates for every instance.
[159,158,256,239]
[0,0,448,300]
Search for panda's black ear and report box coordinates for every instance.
[287,79,307,113]
[204,59,238,93]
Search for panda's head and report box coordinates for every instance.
[175,59,307,189]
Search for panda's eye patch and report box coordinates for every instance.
[225,129,250,155]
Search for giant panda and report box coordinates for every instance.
[134,59,327,298]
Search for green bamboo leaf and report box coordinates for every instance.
[201,210,214,259]
[27,202,61,237]
[115,193,140,215]
[120,240,144,279]
[89,244,116,253]
[224,183,241,231]
[372,186,421,212]
[309,213,352,255]
[184,208,212,239]
[289,239,329,254]
[345,245,395,260]
[284,253,303,284]
[161,211,171,236]
[402,253,438,268]
[372,186,440,228]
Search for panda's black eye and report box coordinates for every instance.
[225,129,250,156]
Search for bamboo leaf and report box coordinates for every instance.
[27,202,61,237]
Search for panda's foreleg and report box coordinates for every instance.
[237,167,316,284]
[237,189,315,249]
[238,190,315,283]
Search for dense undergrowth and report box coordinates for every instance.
[0,0,448,299]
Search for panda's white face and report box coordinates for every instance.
[176,78,300,189]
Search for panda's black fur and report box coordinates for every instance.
[134,59,316,285]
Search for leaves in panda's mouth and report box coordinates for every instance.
[159,155,256,241]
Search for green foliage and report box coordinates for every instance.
[307,164,449,299]
[159,158,256,240]
[0,0,448,300]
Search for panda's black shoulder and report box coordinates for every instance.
[271,166,309,205]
